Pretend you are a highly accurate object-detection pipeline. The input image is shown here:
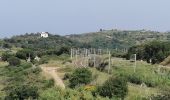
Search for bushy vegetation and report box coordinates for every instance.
[97,76,128,100]
[127,41,170,64]
[69,30,170,49]
[1,52,14,61]
[39,87,109,100]
[2,32,170,99]
[0,61,51,99]
[7,56,21,66]
[5,85,39,100]
[16,49,35,60]
[69,68,92,88]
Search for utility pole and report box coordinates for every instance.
[76,50,78,62]
[71,48,73,59]
[94,48,96,68]
[72,48,74,58]
[108,51,111,74]
[134,54,137,73]
[85,49,88,67]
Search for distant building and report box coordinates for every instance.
[40,32,49,38]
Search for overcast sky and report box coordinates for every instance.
[0,0,170,38]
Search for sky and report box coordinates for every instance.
[0,0,170,38]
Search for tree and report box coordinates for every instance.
[3,43,12,49]
[55,46,70,56]
[97,76,128,100]
[7,57,21,66]
[16,49,35,60]
[126,41,170,64]
[69,68,92,88]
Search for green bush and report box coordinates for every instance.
[144,78,157,87]
[63,73,71,80]
[127,41,170,64]
[5,85,39,100]
[69,68,92,88]
[16,49,35,60]
[150,95,170,100]
[1,52,13,61]
[97,61,108,71]
[97,76,128,100]
[31,67,42,74]
[38,57,49,64]
[44,79,55,88]
[127,73,142,85]
[7,57,21,66]
[21,62,32,69]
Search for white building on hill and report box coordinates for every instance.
[40,32,49,38]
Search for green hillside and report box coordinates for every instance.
[3,33,76,49]
[67,29,170,49]
[1,32,170,99]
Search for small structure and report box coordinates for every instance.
[40,32,49,38]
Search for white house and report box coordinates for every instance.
[40,32,49,38]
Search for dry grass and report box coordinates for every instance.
[160,55,170,66]
[90,68,111,85]
[125,83,158,100]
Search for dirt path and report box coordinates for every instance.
[41,66,65,89]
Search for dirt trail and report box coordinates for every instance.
[41,66,65,89]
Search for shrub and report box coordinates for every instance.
[5,85,39,100]
[16,49,35,60]
[3,43,12,48]
[7,57,21,66]
[97,61,108,71]
[1,52,13,61]
[127,73,142,84]
[150,95,170,100]
[44,79,55,88]
[31,67,42,74]
[21,62,32,69]
[144,79,157,87]
[97,76,128,100]
[56,46,70,55]
[38,57,48,64]
[63,73,71,80]
[69,68,92,88]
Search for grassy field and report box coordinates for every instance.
[1,52,169,99]
[42,55,161,94]
[110,57,170,99]
[126,83,158,100]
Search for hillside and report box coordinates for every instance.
[3,33,79,50]
[67,29,170,49]
[1,32,170,99]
